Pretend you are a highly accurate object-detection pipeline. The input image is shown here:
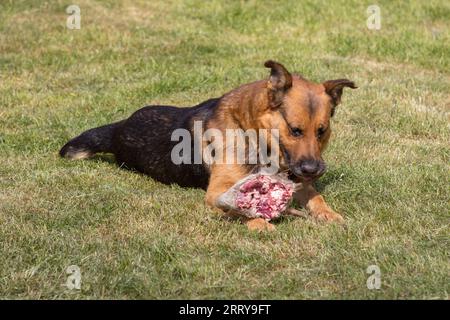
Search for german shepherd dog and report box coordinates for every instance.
[60,61,356,231]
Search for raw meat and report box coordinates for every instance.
[235,174,294,220]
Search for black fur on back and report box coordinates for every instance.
[60,98,221,189]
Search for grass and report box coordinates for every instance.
[0,0,449,299]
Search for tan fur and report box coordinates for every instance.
[67,150,92,160]
[204,62,355,231]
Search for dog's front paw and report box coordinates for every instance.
[311,208,344,224]
[246,218,276,232]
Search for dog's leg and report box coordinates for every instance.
[205,164,276,232]
[294,183,344,223]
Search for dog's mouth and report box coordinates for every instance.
[301,172,324,182]
[288,172,322,183]
[278,141,326,182]
[282,163,325,183]
[287,165,326,183]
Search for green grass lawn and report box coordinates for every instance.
[0,0,449,299]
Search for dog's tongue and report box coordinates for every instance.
[236,174,294,220]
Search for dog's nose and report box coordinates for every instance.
[300,160,320,175]
[292,159,325,178]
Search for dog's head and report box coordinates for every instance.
[260,60,357,182]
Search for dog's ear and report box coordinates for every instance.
[323,79,357,116]
[264,60,293,109]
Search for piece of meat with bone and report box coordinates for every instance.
[216,172,296,221]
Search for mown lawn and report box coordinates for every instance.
[0,0,449,299]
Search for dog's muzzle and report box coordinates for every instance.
[290,159,327,181]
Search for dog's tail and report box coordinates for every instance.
[59,121,123,160]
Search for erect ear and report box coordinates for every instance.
[264,60,293,109]
[323,79,357,116]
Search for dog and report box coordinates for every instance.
[60,60,356,231]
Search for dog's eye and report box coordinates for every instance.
[317,127,327,138]
[291,127,303,137]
